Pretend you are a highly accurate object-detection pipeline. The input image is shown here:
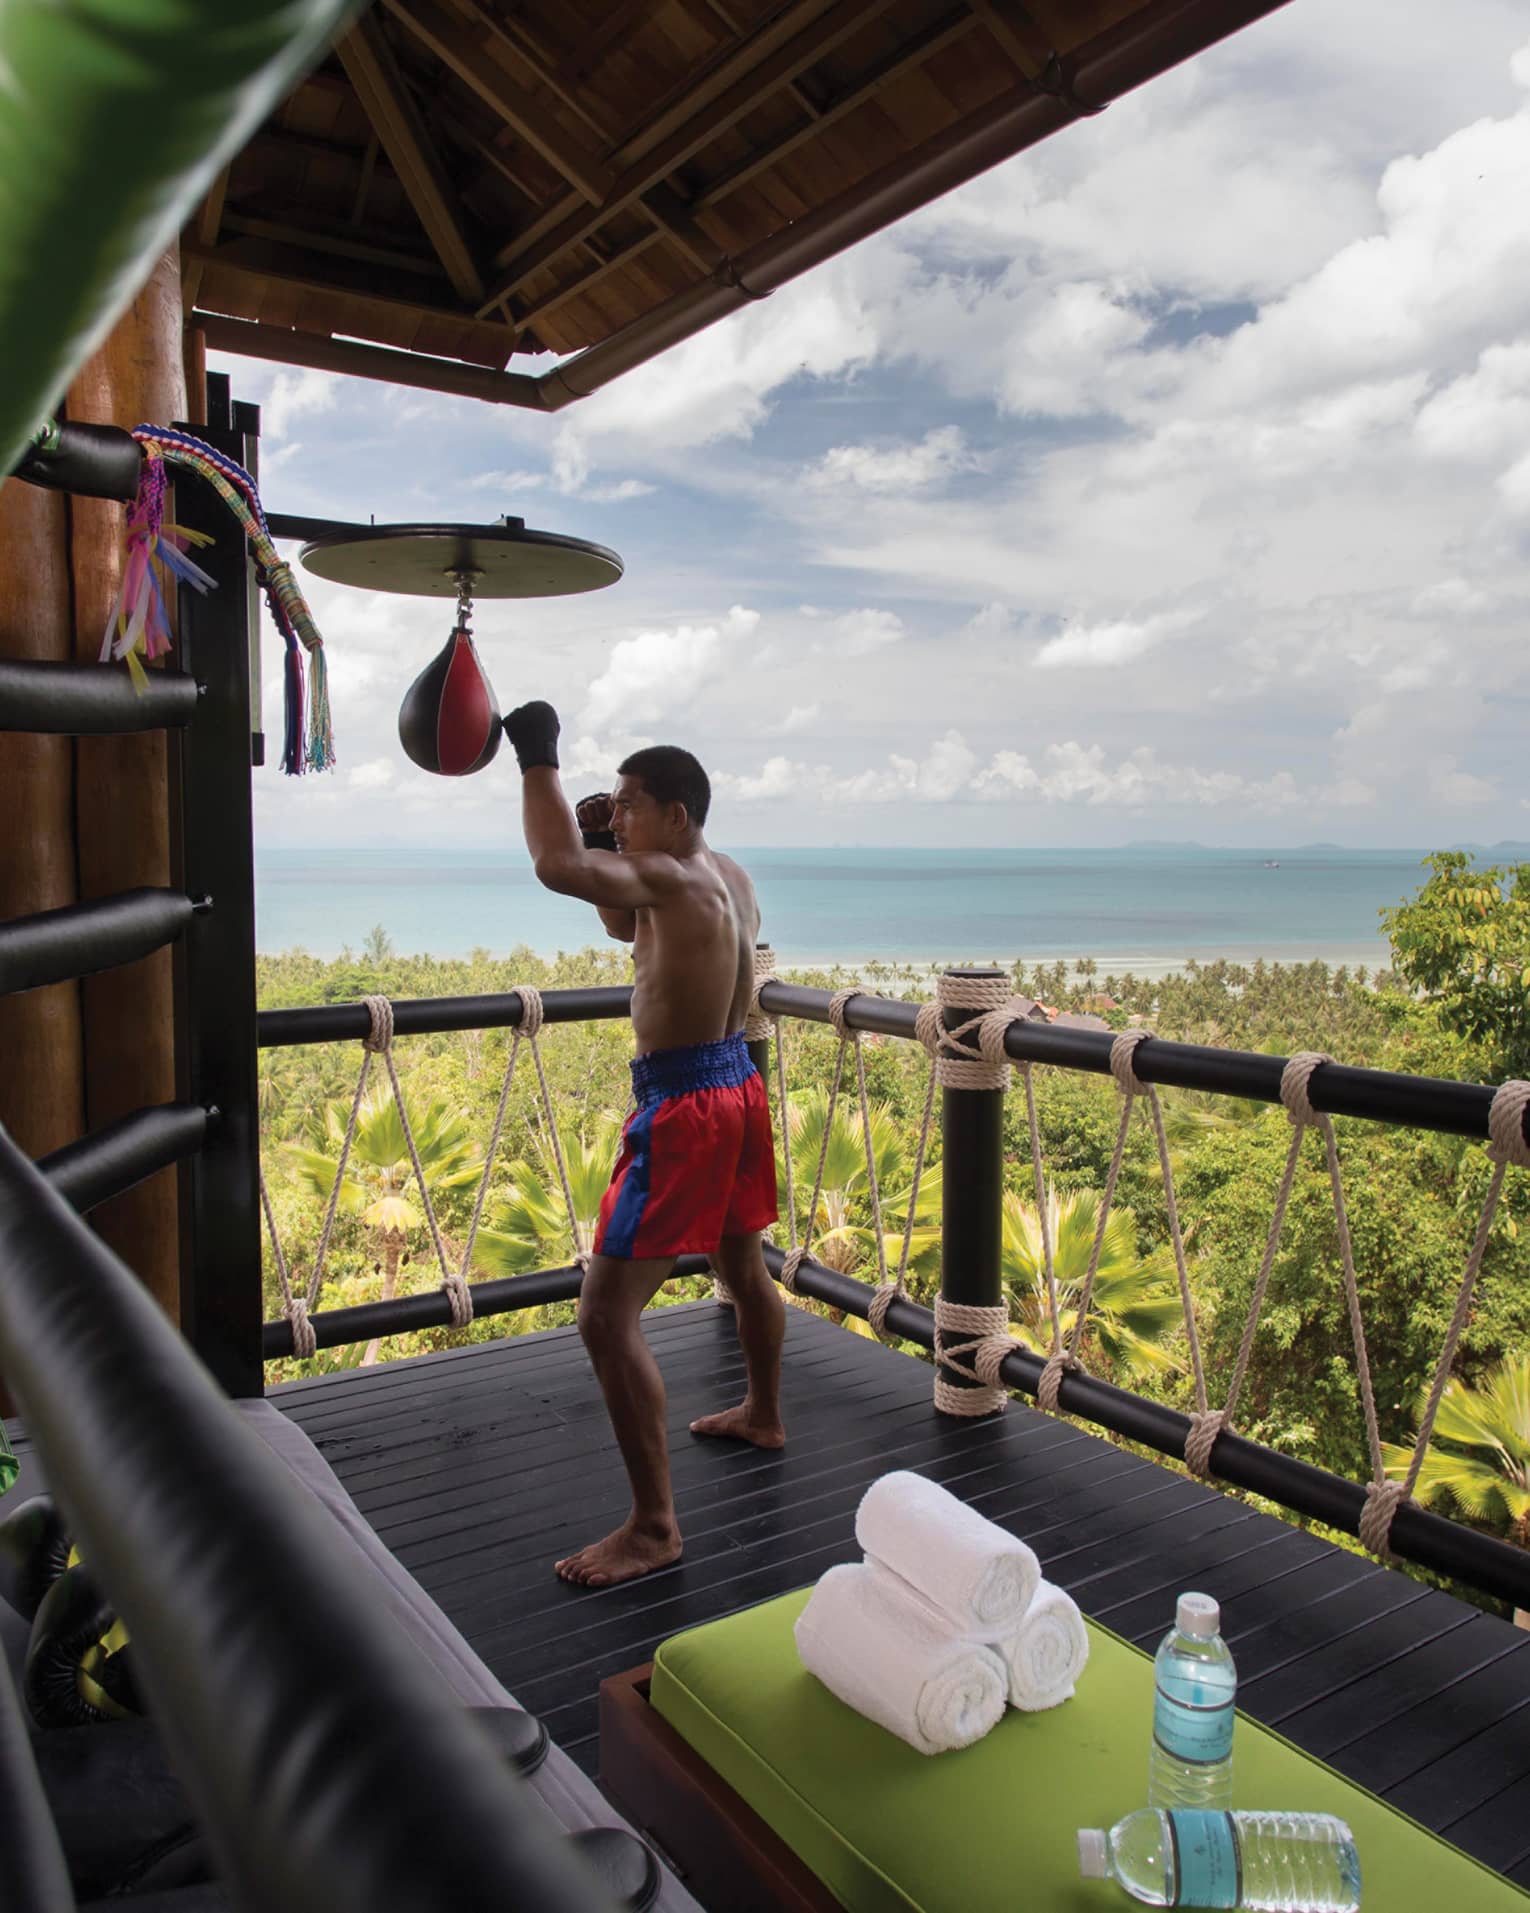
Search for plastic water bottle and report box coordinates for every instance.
[1077,1809,1361,1910]
[1150,1592,1236,1809]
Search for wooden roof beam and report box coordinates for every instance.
[385,0,616,205]
[334,13,484,304]
[192,313,550,407]
[183,240,514,356]
[478,0,900,316]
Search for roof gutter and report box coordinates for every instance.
[537,0,1294,410]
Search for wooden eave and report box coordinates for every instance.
[182,0,1292,409]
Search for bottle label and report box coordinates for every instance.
[1154,1683,1235,1765]
[1166,1810,1242,1909]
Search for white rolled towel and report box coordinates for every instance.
[855,1470,1040,1636]
[1002,1580,1090,1712]
[794,1561,1008,1755]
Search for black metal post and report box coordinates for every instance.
[170,413,264,1398]
[936,967,1007,1410]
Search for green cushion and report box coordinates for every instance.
[652,1588,1529,1913]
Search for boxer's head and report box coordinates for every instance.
[613,745,710,852]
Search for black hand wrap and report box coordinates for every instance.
[502,699,561,772]
[577,792,617,852]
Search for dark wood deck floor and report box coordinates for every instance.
[8,1299,1528,1892]
[264,1300,1530,1892]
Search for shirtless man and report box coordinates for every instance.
[502,700,785,1588]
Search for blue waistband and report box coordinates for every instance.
[630,1031,755,1106]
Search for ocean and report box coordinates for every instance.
[253,845,1431,976]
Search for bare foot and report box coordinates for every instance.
[555,1518,682,1588]
[689,1403,786,1449]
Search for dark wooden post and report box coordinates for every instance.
[935,966,1010,1416]
[169,393,264,1399]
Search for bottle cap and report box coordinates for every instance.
[1077,1829,1107,1879]
[1177,1591,1220,1639]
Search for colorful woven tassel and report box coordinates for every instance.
[125,425,336,775]
[98,443,217,689]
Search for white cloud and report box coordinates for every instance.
[581,605,760,731]
[263,366,338,441]
[808,426,977,493]
[776,702,820,733]
[1035,610,1199,670]
[1429,756,1497,805]
[466,468,546,493]
[570,269,879,451]
[830,608,904,656]
[346,758,395,791]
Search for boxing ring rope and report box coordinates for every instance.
[251,979,1530,1606]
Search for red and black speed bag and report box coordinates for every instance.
[398,625,502,776]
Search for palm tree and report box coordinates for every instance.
[1161,1087,1269,1154]
[783,1087,922,1277]
[1002,1185,1183,1382]
[1383,1357,1530,1543]
[288,1089,482,1364]
[473,1115,624,1276]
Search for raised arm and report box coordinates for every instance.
[504,703,679,916]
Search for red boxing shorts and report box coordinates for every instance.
[594,1032,779,1260]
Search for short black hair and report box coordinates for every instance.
[618,745,711,827]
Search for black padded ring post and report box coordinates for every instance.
[0,889,197,996]
[0,1130,618,1913]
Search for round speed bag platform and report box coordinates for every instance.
[399,626,502,776]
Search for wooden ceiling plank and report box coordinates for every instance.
[449,0,617,145]
[480,0,902,313]
[617,0,839,164]
[700,0,824,119]
[967,0,1055,76]
[334,14,484,303]
[386,0,616,205]
[693,8,978,214]
[517,231,665,332]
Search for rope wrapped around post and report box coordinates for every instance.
[1364,1078,1530,1558]
[930,971,1018,1417]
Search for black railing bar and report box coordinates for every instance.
[0,1128,614,1913]
[0,888,202,997]
[258,982,1528,1150]
[0,658,200,735]
[759,1245,1530,1611]
[39,1103,212,1214]
[260,1251,715,1358]
[759,982,1526,1149]
[257,985,633,1048]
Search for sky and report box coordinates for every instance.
[219,0,1530,853]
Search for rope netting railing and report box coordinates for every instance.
[259,989,589,1359]
[250,974,1530,1586]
